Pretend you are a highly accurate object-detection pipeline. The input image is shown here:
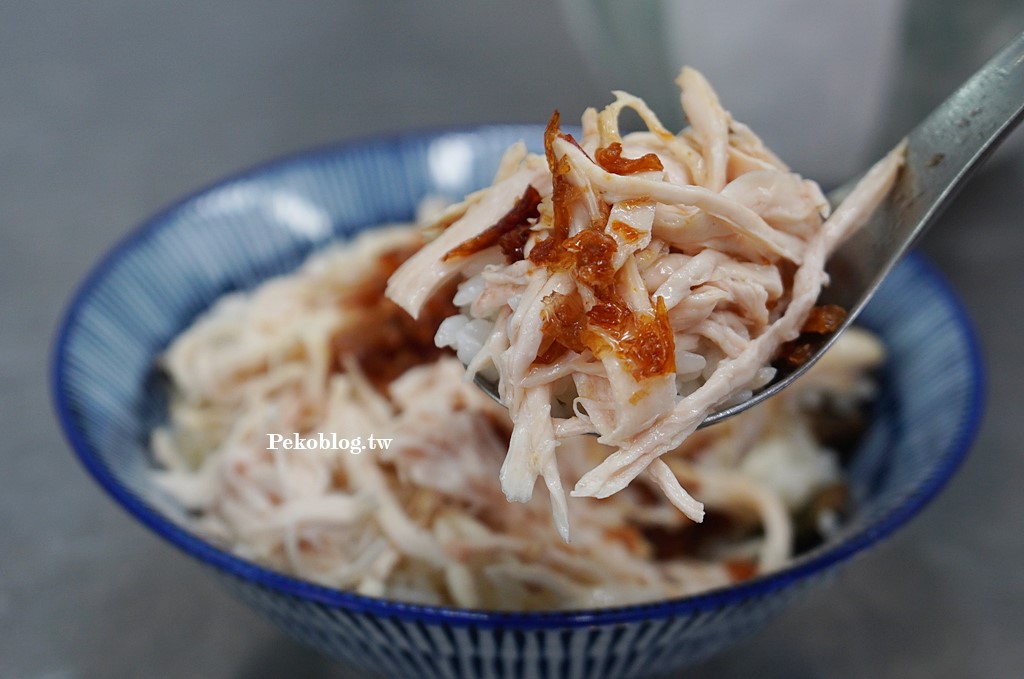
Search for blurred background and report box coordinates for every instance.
[3,1,1022,677]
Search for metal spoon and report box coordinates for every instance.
[476,30,1024,427]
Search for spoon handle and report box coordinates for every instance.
[823,31,1024,315]
[904,29,1024,237]
[704,31,1024,428]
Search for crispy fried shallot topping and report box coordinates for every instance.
[443,185,542,263]
[596,142,665,175]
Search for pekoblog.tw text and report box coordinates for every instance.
[266,433,391,455]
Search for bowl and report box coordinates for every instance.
[52,125,985,678]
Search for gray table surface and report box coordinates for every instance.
[3,3,1022,677]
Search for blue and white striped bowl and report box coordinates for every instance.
[52,125,985,678]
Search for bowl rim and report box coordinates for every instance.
[51,124,986,629]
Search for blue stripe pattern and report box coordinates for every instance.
[52,125,985,678]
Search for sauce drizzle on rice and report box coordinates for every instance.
[331,242,458,389]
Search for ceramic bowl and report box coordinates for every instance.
[52,125,984,678]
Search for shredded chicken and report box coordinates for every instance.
[154,225,885,610]
[387,67,903,540]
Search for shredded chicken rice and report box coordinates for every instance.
[154,68,896,609]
